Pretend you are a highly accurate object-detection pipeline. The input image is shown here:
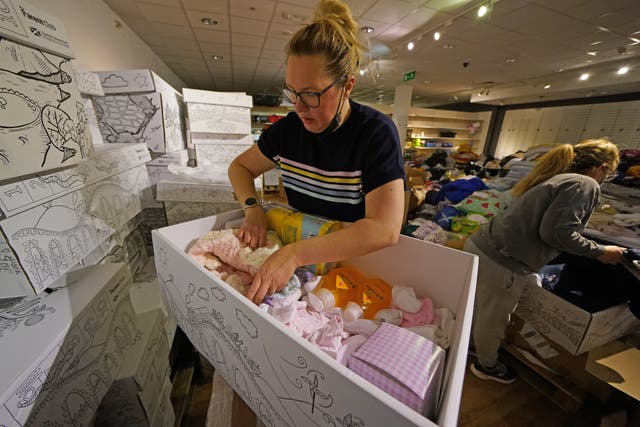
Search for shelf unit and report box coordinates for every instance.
[251,106,293,192]
[405,107,492,153]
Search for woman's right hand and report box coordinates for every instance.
[597,245,626,264]
[238,207,267,249]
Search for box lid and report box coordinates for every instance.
[182,88,253,108]
[95,69,155,94]
[0,0,74,58]
[351,323,441,399]
[73,70,105,96]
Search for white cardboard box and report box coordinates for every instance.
[93,92,185,154]
[0,38,93,181]
[0,143,149,218]
[0,0,74,58]
[0,263,137,426]
[514,281,640,355]
[182,88,252,108]
[82,96,105,145]
[190,133,253,146]
[186,103,251,135]
[152,211,477,427]
[194,142,252,168]
[0,163,149,297]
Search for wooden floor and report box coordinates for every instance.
[176,351,619,427]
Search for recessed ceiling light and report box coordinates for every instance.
[211,55,223,60]
[556,68,564,73]
[407,41,415,50]
[477,5,488,18]
[433,31,441,41]
[590,41,602,46]
[359,69,366,75]
[544,84,551,89]
[579,73,590,81]
[505,58,516,63]
[587,51,597,56]
[617,66,629,75]
[201,17,218,25]
[361,26,374,33]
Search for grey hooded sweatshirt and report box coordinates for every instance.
[470,173,605,274]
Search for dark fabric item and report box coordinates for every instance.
[433,176,489,204]
[624,248,640,261]
[258,99,405,222]
[549,254,640,319]
[424,149,448,168]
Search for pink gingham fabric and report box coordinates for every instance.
[347,322,444,414]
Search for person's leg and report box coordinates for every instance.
[464,239,529,383]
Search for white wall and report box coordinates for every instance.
[29,0,185,91]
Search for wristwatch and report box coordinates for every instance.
[242,197,261,210]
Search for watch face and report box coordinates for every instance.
[244,197,257,207]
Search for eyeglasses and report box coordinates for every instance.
[282,75,346,108]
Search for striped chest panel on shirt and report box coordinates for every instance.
[277,155,364,205]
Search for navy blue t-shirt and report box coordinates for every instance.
[258,99,405,222]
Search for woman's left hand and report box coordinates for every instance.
[246,245,300,304]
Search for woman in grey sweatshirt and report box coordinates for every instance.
[465,139,625,384]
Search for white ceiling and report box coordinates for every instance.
[104,0,640,107]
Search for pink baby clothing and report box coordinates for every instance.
[336,334,367,366]
[400,298,434,327]
[308,314,349,359]
[344,319,379,337]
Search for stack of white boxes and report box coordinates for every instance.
[92,69,186,155]
[0,263,139,426]
[74,69,106,146]
[155,89,259,224]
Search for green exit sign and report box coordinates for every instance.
[403,71,416,81]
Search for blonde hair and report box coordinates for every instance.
[512,138,620,197]
[287,0,365,80]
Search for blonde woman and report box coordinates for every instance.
[229,0,405,304]
[466,139,626,383]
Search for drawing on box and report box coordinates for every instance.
[100,73,128,89]
[0,239,23,276]
[134,73,149,89]
[0,39,91,173]
[93,94,160,145]
[0,295,55,338]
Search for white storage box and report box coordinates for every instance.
[0,263,136,426]
[94,69,186,153]
[152,211,477,427]
[186,103,251,135]
[0,143,149,218]
[0,0,74,58]
[182,88,252,108]
[0,38,93,181]
[194,142,252,168]
[0,163,149,297]
[164,200,240,225]
[515,280,640,355]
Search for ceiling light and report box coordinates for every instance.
[505,58,516,63]
[361,26,374,33]
[544,84,551,89]
[443,43,454,49]
[211,55,223,60]
[201,17,218,25]
[587,51,597,56]
[617,66,629,75]
[433,31,441,41]
[407,41,415,50]
[477,5,488,18]
[424,80,431,84]
[579,73,590,81]
[359,69,366,75]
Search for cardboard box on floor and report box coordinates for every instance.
[505,314,613,402]
[514,280,640,355]
[405,167,428,213]
[585,340,640,401]
[0,263,137,426]
[152,210,477,427]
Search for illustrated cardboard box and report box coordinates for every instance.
[144,149,189,208]
[94,69,186,154]
[0,143,150,218]
[0,38,94,181]
[152,210,477,427]
[150,374,174,427]
[74,70,105,97]
[0,0,74,58]
[182,88,253,108]
[0,163,149,297]
[163,200,240,226]
[94,309,171,427]
[0,263,138,426]
[194,140,252,168]
[186,103,251,135]
[514,280,640,355]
